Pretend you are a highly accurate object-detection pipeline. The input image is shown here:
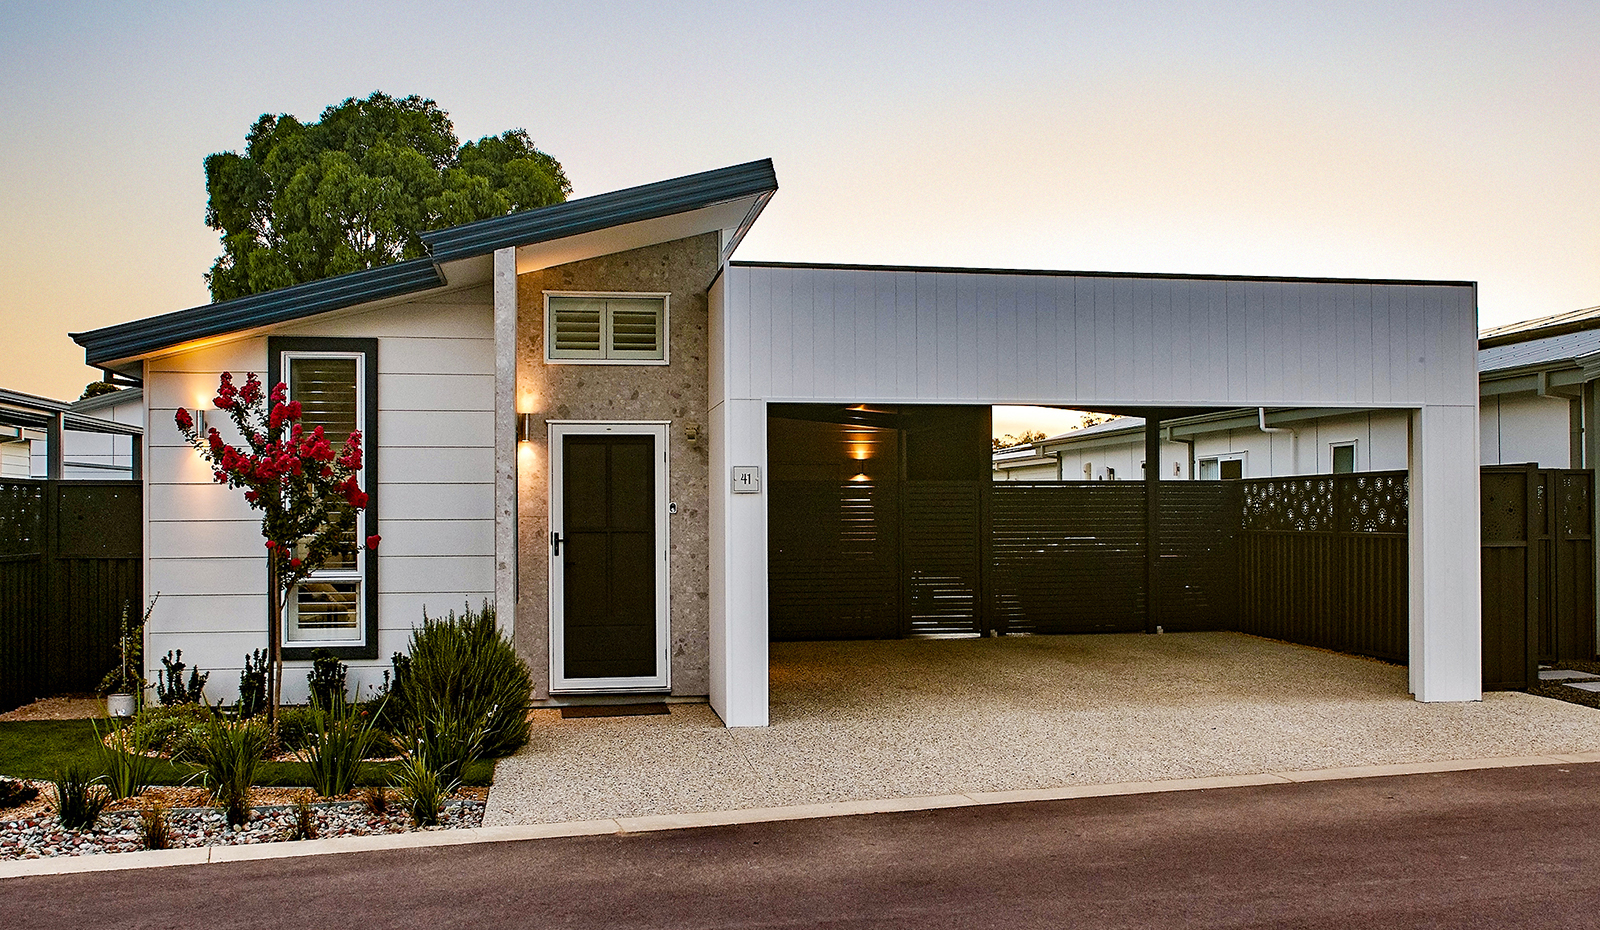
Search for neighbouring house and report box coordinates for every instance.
[71,159,1485,725]
[0,387,143,480]
[992,304,1600,481]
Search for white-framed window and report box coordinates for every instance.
[545,292,670,364]
[1198,454,1245,480]
[1331,442,1357,474]
[269,336,378,659]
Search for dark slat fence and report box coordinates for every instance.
[1237,472,1410,663]
[770,466,1590,691]
[0,479,142,712]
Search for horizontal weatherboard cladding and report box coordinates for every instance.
[73,259,443,368]
[421,159,778,263]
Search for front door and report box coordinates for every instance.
[549,422,669,692]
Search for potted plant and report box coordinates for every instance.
[99,598,152,717]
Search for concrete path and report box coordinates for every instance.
[10,762,1600,929]
[486,632,1600,825]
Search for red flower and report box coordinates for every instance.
[265,540,276,550]
[289,557,302,569]
[365,534,381,549]
[174,408,193,431]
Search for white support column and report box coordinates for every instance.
[1408,403,1482,701]
[708,397,769,726]
[493,247,519,635]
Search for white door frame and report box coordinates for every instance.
[547,420,671,693]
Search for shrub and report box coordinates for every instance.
[95,719,155,800]
[398,601,532,759]
[274,706,319,753]
[126,704,213,756]
[98,598,153,697]
[239,649,269,718]
[156,650,209,705]
[306,649,349,708]
[139,803,171,850]
[296,697,383,798]
[391,746,456,828]
[0,778,39,810]
[287,794,318,841]
[361,784,389,814]
[192,715,270,827]
[52,767,110,830]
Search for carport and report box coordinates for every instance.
[709,262,1481,726]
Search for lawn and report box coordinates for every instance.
[0,720,493,787]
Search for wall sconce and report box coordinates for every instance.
[517,413,536,443]
[193,408,207,433]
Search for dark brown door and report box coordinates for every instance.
[559,434,658,681]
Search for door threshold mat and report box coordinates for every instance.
[560,703,671,719]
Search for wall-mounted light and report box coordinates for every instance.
[193,408,207,433]
[517,413,536,443]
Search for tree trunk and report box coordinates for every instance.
[268,554,283,734]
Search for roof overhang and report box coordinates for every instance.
[73,159,778,374]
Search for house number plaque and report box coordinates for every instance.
[731,466,761,493]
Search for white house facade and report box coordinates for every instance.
[74,159,1485,724]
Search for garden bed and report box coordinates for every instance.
[0,781,487,860]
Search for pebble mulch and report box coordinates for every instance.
[0,794,484,860]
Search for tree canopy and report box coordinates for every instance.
[204,92,571,301]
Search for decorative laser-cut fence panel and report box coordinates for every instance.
[0,479,141,713]
[1238,471,1409,663]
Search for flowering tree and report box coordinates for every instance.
[176,372,378,727]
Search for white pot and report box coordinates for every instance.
[106,693,136,718]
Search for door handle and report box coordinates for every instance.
[551,531,564,556]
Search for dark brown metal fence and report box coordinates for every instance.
[0,479,142,712]
[1236,472,1410,663]
[767,463,1592,691]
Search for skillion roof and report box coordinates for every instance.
[72,159,778,371]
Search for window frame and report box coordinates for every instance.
[267,336,380,661]
[1331,441,1357,474]
[543,291,671,365]
[1197,453,1246,481]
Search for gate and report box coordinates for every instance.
[0,479,142,712]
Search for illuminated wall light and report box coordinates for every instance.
[517,413,536,443]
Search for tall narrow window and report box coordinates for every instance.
[1332,442,1356,474]
[269,337,379,660]
[545,293,669,363]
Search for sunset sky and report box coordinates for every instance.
[2,1,1595,407]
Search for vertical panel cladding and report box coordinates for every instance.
[517,233,718,696]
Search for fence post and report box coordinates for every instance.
[1144,415,1161,634]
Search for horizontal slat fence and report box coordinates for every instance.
[0,479,141,712]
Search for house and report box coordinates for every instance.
[0,387,143,480]
[994,303,1600,482]
[72,159,1484,725]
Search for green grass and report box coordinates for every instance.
[0,720,493,787]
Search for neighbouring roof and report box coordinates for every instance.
[72,159,778,370]
[1479,327,1600,376]
[67,387,143,415]
[0,387,142,436]
[1480,305,1600,348]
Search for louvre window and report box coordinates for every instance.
[547,294,667,362]
[283,351,365,643]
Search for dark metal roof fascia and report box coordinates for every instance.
[420,159,779,263]
[0,387,72,413]
[72,258,444,368]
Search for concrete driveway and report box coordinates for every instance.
[486,631,1600,826]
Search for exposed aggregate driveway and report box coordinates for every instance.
[487,632,1600,825]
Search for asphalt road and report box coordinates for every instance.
[8,763,1600,929]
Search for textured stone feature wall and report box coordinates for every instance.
[515,233,717,697]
